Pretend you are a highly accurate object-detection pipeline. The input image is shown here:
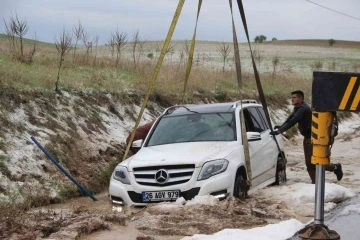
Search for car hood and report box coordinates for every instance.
[122,141,240,171]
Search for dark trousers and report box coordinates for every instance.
[303,138,335,184]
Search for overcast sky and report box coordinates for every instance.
[1,0,360,44]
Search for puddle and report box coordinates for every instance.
[79,223,139,240]
[42,191,138,215]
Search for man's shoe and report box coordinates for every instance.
[334,163,343,181]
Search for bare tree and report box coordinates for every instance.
[72,19,84,61]
[178,49,185,66]
[112,29,128,67]
[81,30,92,61]
[54,29,72,93]
[182,40,190,60]
[272,55,280,80]
[137,39,147,63]
[165,43,176,62]
[132,29,140,67]
[27,32,36,64]
[253,47,264,72]
[93,34,99,66]
[107,35,116,58]
[3,15,17,51]
[13,14,29,62]
[217,41,231,72]
[131,30,148,69]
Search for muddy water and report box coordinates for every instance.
[43,192,141,239]
[79,224,139,240]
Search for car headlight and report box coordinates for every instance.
[113,166,130,185]
[198,159,229,181]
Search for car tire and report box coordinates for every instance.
[274,155,287,185]
[233,174,248,200]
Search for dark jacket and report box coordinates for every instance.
[278,101,312,138]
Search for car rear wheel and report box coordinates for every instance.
[274,155,287,185]
[233,174,248,200]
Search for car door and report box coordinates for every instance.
[255,107,278,182]
[241,108,265,187]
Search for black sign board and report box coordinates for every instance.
[312,71,360,112]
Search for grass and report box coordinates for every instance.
[2,34,358,109]
[0,154,11,179]
[0,36,319,105]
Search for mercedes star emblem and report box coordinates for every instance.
[155,169,169,184]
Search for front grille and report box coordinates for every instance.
[128,187,200,203]
[133,164,195,187]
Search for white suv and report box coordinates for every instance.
[109,100,286,206]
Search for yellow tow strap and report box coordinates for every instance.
[182,0,202,103]
[122,0,185,161]
[235,0,286,166]
[229,0,252,185]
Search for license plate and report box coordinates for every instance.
[142,190,180,202]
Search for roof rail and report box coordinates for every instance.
[163,105,183,115]
[232,99,258,108]
[162,105,199,115]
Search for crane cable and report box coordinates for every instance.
[229,0,252,188]
[122,0,185,161]
[182,0,203,103]
[235,0,287,173]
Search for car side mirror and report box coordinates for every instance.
[132,139,143,149]
[246,132,261,142]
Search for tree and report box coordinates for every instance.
[165,43,176,62]
[253,47,263,72]
[131,30,148,68]
[13,14,29,62]
[72,19,84,61]
[272,55,280,80]
[81,30,93,61]
[93,34,100,66]
[217,41,231,72]
[54,28,72,93]
[254,35,267,43]
[107,35,116,58]
[111,28,128,67]
[132,30,140,67]
[3,15,17,51]
[329,39,336,47]
[272,37,278,42]
[3,13,36,63]
[3,14,29,61]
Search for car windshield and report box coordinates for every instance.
[147,113,236,146]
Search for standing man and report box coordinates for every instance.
[270,90,343,184]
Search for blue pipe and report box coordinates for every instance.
[31,136,98,201]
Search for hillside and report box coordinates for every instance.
[0,33,55,48]
[266,39,360,48]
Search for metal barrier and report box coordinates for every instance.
[31,136,98,201]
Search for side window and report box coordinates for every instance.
[248,108,266,132]
[257,107,269,130]
[242,109,253,132]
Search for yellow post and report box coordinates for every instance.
[311,112,333,165]
[299,111,340,240]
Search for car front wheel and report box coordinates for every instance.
[233,174,248,200]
